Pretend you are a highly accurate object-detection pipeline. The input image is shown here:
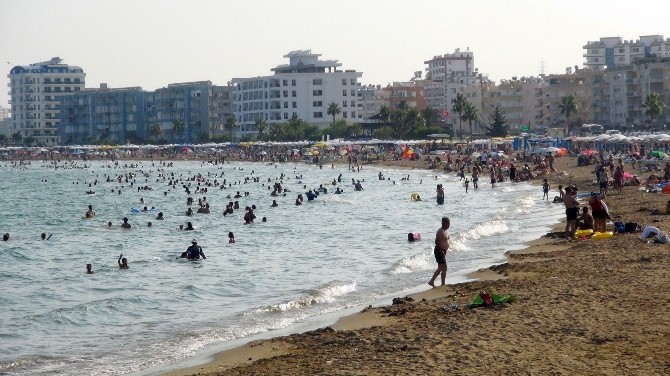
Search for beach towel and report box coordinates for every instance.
[469,289,516,308]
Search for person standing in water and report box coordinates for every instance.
[118,254,129,269]
[436,184,445,205]
[429,217,450,287]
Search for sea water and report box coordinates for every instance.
[0,160,564,375]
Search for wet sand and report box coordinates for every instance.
[162,156,670,375]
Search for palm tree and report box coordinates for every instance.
[451,93,467,139]
[559,94,578,135]
[149,123,162,142]
[271,122,284,141]
[225,117,236,141]
[461,102,478,141]
[327,102,341,123]
[11,132,22,145]
[378,105,391,124]
[255,119,268,140]
[421,107,439,127]
[642,93,666,131]
[172,119,185,142]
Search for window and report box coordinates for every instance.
[313,90,322,96]
[343,90,347,96]
[351,111,355,118]
[342,79,347,85]
[282,79,288,86]
[350,89,355,96]
[284,101,288,108]
[350,100,355,107]
[291,79,296,86]
[313,112,323,118]
[284,112,289,119]
[292,102,297,108]
[292,90,297,97]
[343,112,348,118]
[350,78,356,85]
[312,101,322,107]
[283,90,288,97]
[313,79,322,85]
[618,48,624,53]
[343,101,347,107]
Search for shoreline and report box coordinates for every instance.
[157,155,670,375]
[157,230,568,376]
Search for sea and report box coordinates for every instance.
[0,159,565,375]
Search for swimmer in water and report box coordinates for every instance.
[85,205,95,218]
[2,233,9,241]
[228,232,235,243]
[118,254,129,269]
[156,212,164,220]
[121,217,131,229]
[86,263,94,274]
[184,222,194,231]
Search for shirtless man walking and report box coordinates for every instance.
[429,217,451,287]
[563,186,580,240]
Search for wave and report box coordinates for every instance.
[388,251,432,274]
[253,281,356,313]
[450,219,510,252]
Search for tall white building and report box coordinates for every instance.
[583,35,670,71]
[232,50,363,139]
[7,57,85,145]
[356,84,388,121]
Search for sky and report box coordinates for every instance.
[1,0,668,108]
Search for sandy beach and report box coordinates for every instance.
[159,155,670,376]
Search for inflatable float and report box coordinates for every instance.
[591,231,614,240]
[574,229,594,238]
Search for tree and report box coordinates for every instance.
[0,134,7,146]
[488,106,509,137]
[255,119,268,140]
[270,122,284,141]
[378,105,391,124]
[461,102,478,141]
[642,92,666,130]
[559,94,578,135]
[327,102,341,123]
[451,93,467,139]
[23,136,35,146]
[149,123,162,142]
[11,132,22,145]
[225,117,237,141]
[421,107,440,127]
[172,119,185,142]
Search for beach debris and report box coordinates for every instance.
[392,296,414,305]
[468,289,516,308]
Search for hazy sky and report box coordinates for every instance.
[1,0,668,107]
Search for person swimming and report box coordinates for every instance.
[121,217,131,229]
[86,263,94,274]
[118,254,129,269]
[184,222,194,231]
[156,212,164,220]
[85,205,95,219]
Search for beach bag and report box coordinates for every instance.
[624,222,638,233]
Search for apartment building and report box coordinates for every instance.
[583,35,670,71]
[482,77,548,133]
[232,50,363,139]
[59,85,146,145]
[58,81,234,144]
[382,81,426,111]
[7,57,85,145]
[146,81,233,142]
[356,85,388,121]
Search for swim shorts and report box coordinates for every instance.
[566,207,579,220]
[434,246,446,264]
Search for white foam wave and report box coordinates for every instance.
[451,219,510,251]
[514,195,537,214]
[254,281,357,313]
[389,252,432,274]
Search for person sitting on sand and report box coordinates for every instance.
[577,206,594,230]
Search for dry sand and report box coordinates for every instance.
[163,156,670,376]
